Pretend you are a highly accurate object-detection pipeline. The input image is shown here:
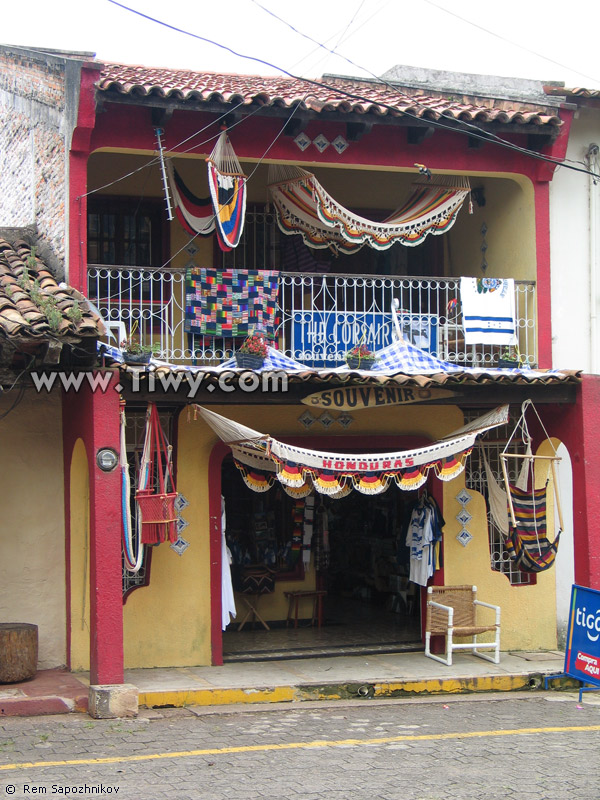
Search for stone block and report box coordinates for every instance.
[88,683,138,719]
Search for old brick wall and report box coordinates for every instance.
[0,47,74,279]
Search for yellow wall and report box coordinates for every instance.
[0,390,66,668]
[69,438,90,671]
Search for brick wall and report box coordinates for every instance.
[0,49,70,277]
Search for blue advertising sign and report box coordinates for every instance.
[291,310,438,366]
[564,584,600,689]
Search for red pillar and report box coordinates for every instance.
[542,375,600,588]
[63,371,124,684]
[534,180,553,369]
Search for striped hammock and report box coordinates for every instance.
[167,161,215,237]
[505,483,561,573]
[268,166,470,253]
[207,132,247,252]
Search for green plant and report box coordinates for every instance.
[238,334,268,357]
[499,346,520,363]
[120,336,159,355]
[66,302,83,324]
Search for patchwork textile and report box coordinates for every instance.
[185,267,280,338]
[505,483,561,573]
[460,277,518,346]
[268,166,470,253]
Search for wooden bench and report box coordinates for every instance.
[284,590,327,630]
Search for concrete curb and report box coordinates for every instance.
[138,671,578,709]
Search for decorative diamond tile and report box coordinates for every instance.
[456,508,472,526]
[455,489,472,506]
[332,134,349,154]
[318,411,335,428]
[313,133,330,153]
[176,515,190,533]
[337,412,354,428]
[456,529,473,547]
[174,493,189,513]
[299,410,316,428]
[170,536,190,556]
[185,241,199,257]
[294,132,311,151]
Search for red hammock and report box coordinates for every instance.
[136,403,178,545]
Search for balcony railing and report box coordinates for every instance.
[87,266,537,368]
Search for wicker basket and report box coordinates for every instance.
[346,356,375,370]
[235,352,265,369]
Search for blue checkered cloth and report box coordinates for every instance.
[369,339,464,374]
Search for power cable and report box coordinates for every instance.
[105,0,600,180]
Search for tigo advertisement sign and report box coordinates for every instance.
[564,584,600,688]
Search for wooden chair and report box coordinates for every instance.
[425,585,501,666]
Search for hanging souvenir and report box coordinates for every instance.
[207,131,247,251]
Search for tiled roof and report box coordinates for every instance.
[0,239,104,342]
[97,63,563,128]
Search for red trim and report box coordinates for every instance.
[534,181,552,368]
[62,372,123,684]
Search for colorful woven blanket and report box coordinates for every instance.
[185,267,280,337]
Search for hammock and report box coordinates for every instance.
[207,131,247,252]
[193,404,509,499]
[121,402,144,573]
[500,400,563,573]
[268,166,470,253]
[135,403,178,545]
[166,161,215,237]
[504,483,560,573]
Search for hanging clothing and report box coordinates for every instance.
[460,277,517,346]
[221,496,237,630]
[405,494,444,587]
[302,495,315,570]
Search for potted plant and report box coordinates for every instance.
[120,335,159,365]
[346,343,377,370]
[497,346,522,369]
[235,334,268,369]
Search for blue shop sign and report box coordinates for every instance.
[564,584,600,688]
[290,310,438,366]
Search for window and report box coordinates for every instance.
[87,197,165,267]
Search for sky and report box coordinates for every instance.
[2,0,600,91]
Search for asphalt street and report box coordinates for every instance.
[0,692,599,799]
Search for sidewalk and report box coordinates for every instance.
[0,650,575,717]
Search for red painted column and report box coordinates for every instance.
[542,376,600,589]
[534,180,553,369]
[63,371,124,684]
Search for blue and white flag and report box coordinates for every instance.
[460,277,518,345]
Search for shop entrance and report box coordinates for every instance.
[221,456,424,661]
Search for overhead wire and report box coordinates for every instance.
[105,0,599,180]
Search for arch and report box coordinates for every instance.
[69,437,91,671]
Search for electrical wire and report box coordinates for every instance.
[105,0,599,180]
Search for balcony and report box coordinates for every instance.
[87,266,537,369]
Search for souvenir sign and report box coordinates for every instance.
[301,385,455,411]
[564,584,600,690]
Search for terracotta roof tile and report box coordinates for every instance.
[97,63,563,129]
[0,239,104,343]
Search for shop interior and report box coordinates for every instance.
[221,456,424,661]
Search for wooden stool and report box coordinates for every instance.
[237,594,270,632]
[284,590,327,630]
[0,623,38,683]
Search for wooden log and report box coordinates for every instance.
[0,623,38,683]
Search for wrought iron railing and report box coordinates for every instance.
[87,266,537,368]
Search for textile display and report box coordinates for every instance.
[196,404,509,499]
[166,162,215,237]
[207,131,247,251]
[185,267,280,338]
[303,495,315,569]
[221,496,237,630]
[505,483,561,573]
[406,494,445,586]
[268,166,470,253]
[481,450,510,536]
[460,277,518,346]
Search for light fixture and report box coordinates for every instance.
[96,447,119,472]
